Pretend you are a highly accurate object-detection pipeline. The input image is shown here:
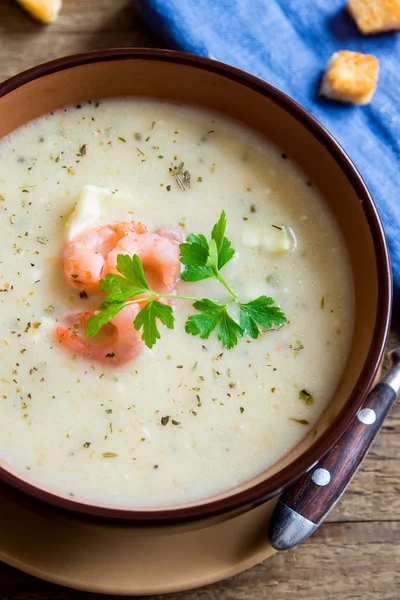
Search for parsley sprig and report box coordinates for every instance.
[180,210,236,298]
[85,212,286,350]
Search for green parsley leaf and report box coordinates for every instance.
[98,254,151,303]
[115,254,150,291]
[180,213,235,282]
[180,241,209,266]
[99,273,147,304]
[239,296,287,339]
[211,210,227,252]
[217,309,243,349]
[180,233,214,281]
[185,299,243,350]
[181,265,214,282]
[85,303,125,337]
[217,237,235,269]
[185,299,225,338]
[134,299,174,349]
[206,238,218,269]
[187,233,209,248]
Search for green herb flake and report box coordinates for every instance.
[173,161,191,190]
[118,137,126,143]
[240,407,245,413]
[197,176,203,182]
[289,418,309,425]
[299,389,314,405]
[0,194,4,202]
[321,296,325,309]
[102,452,118,458]
[171,419,180,426]
[36,236,48,245]
[161,416,169,426]
[134,132,141,141]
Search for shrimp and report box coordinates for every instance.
[55,304,143,364]
[62,221,147,291]
[155,226,185,244]
[106,232,181,293]
[57,222,180,364]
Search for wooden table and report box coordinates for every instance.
[0,1,399,598]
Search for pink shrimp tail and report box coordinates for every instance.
[56,306,143,364]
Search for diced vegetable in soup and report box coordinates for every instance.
[0,100,354,508]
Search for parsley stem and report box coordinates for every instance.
[157,292,204,302]
[124,292,205,305]
[214,269,238,301]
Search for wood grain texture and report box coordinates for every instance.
[0,1,399,598]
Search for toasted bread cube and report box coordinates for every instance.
[347,0,400,34]
[320,51,379,105]
[15,0,62,24]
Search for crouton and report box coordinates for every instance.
[320,51,379,105]
[15,0,62,24]
[347,0,400,34]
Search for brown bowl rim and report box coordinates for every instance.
[0,48,392,523]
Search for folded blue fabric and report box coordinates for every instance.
[136,0,399,304]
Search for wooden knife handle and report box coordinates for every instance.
[269,348,400,550]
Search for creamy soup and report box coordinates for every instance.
[0,100,354,508]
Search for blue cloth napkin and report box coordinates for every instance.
[136,0,400,304]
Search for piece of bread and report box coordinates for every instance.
[320,51,379,105]
[15,0,62,24]
[347,0,400,34]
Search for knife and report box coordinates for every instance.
[269,347,400,550]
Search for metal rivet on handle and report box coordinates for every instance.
[311,468,331,487]
[357,408,376,425]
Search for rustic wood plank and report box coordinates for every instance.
[0,0,163,83]
[0,0,399,598]
[0,0,151,32]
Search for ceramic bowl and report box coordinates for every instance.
[0,49,392,524]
